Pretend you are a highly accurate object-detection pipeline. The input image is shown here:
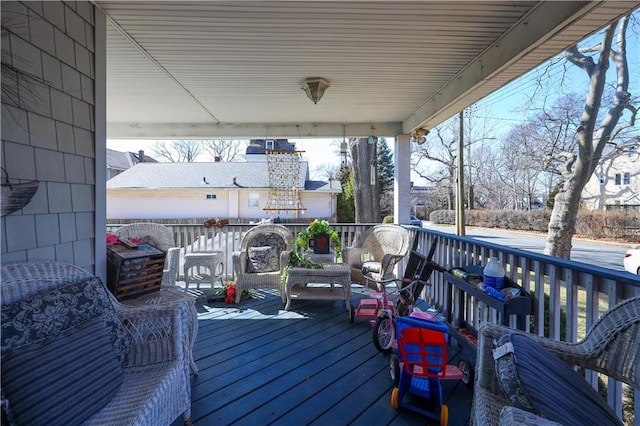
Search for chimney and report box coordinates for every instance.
[214,156,221,162]
[138,150,145,163]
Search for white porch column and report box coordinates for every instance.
[394,134,411,225]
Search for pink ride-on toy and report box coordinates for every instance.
[366,240,444,353]
[352,238,439,328]
[389,315,464,426]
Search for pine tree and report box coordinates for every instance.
[377,138,395,216]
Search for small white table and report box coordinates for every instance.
[284,262,351,319]
[183,251,225,292]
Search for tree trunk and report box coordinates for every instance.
[545,16,632,259]
[350,138,379,223]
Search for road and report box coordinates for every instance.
[423,223,634,273]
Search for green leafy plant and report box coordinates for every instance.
[280,251,324,287]
[294,219,342,255]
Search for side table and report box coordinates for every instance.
[183,251,225,292]
[122,285,199,374]
[284,263,352,319]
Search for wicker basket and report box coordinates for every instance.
[1,168,39,217]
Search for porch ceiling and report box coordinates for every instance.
[97,1,639,139]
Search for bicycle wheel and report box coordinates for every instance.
[372,313,394,353]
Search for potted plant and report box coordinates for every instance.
[294,220,342,256]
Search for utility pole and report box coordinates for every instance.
[456,110,466,236]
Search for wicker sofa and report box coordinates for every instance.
[472,296,640,426]
[0,262,191,426]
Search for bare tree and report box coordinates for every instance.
[412,125,458,210]
[545,15,637,258]
[152,140,205,162]
[203,140,248,162]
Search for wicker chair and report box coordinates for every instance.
[342,224,412,286]
[472,296,640,426]
[114,222,198,374]
[0,261,191,425]
[115,222,181,286]
[232,224,294,303]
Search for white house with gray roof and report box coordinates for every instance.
[106,161,341,220]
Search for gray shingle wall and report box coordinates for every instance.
[1,1,96,271]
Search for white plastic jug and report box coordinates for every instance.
[483,257,505,290]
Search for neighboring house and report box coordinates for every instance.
[583,139,640,210]
[107,149,157,179]
[106,160,342,220]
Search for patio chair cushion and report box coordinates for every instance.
[361,261,382,274]
[0,276,131,367]
[247,246,279,273]
[493,333,622,426]
[1,317,124,425]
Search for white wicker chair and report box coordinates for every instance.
[115,222,180,287]
[232,224,294,303]
[0,261,192,425]
[342,224,412,286]
[114,222,199,374]
[472,296,640,425]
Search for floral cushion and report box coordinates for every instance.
[1,276,131,367]
[493,333,622,426]
[1,317,124,425]
[250,232,287,254]
[247,246,279,273]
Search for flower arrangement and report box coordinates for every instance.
[106,232,141,247]
[221,281,251,304]
[294,219,341,256]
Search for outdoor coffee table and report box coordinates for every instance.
[284,263,352,319]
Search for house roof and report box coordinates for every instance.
[106,161,341,192]
[107,149,157,170]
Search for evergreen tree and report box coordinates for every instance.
[377,138,395,216]
[337,172,355,222]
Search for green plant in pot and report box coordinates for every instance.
[294,219,341,256]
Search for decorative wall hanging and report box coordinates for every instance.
[1,168,39,217]
[263,150,306,214]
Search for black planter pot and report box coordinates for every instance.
[311,233,331,254]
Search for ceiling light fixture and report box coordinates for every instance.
[301,77,330,104]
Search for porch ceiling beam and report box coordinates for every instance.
[402,1,602,134]
[106,122,404,140]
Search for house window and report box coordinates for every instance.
[629,146,636,157]
[598,173,605,185]
[623,172,630,185]
[206,194,217,200]
[248,193,260,207]
[614,173,621,185]
[265,140,275,151]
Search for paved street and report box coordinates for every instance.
[424,223,635,273]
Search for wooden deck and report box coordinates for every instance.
[183,286,474,426]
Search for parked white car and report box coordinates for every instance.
[624,248,640,274]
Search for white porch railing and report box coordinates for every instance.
[107,222,639,421]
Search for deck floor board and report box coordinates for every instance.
[185,287,472,426]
